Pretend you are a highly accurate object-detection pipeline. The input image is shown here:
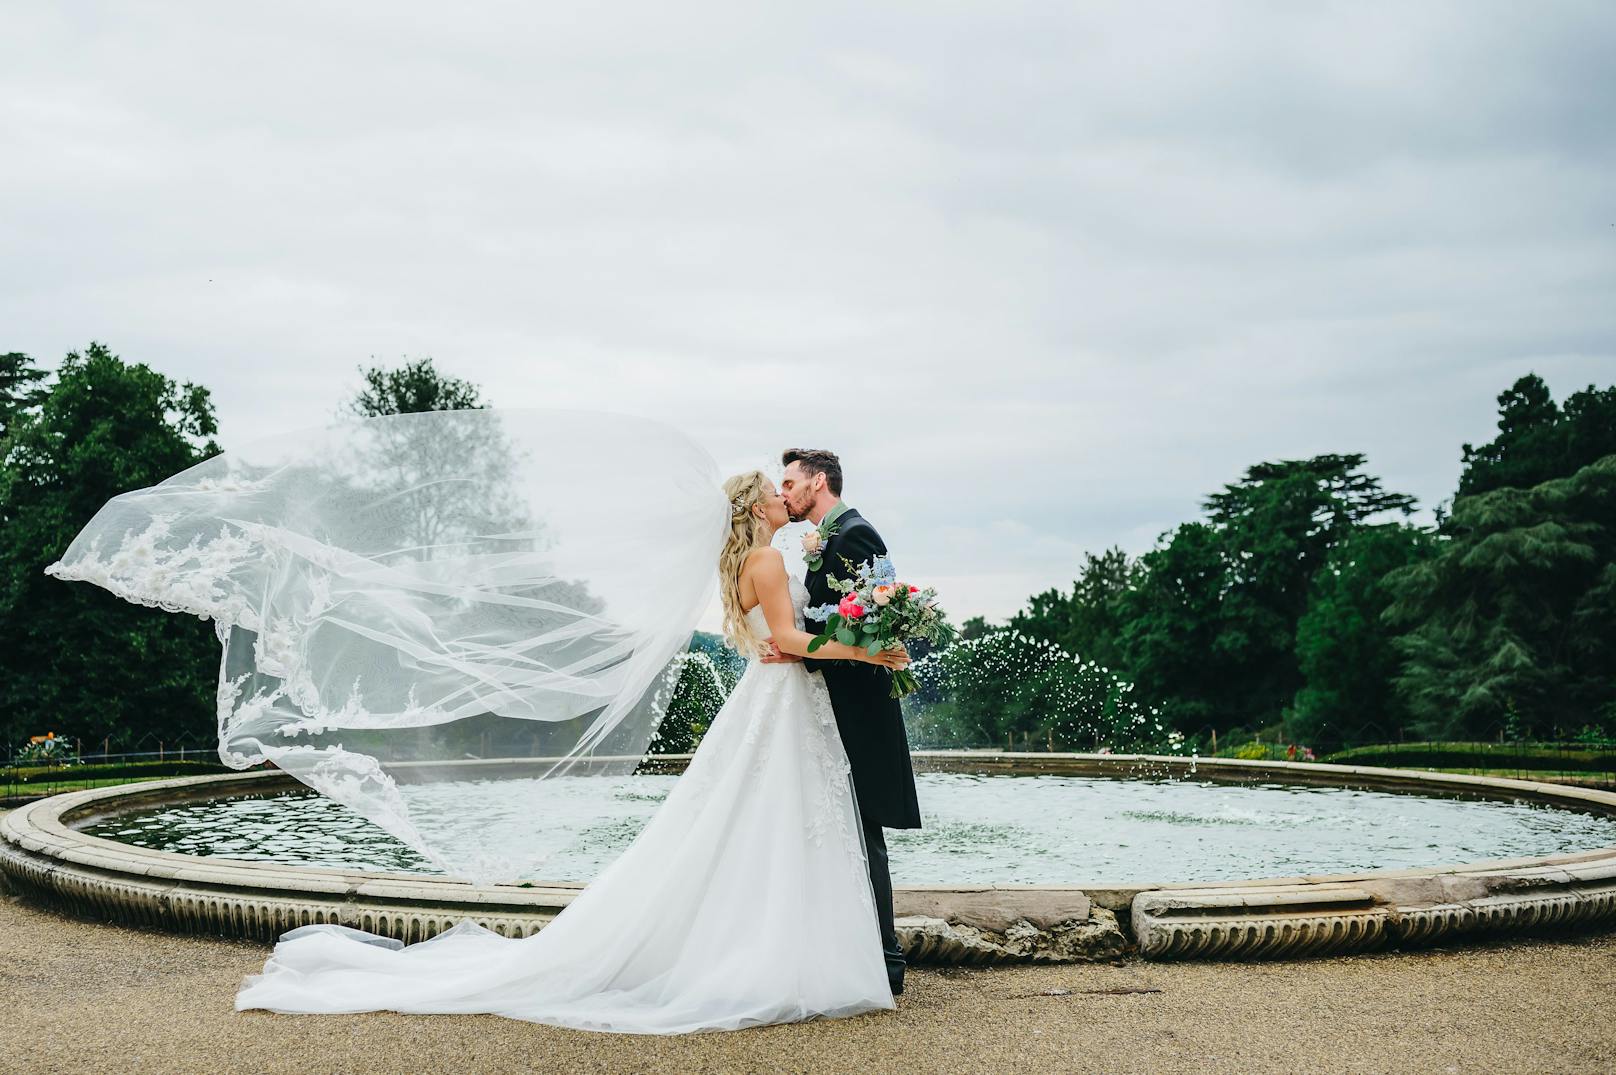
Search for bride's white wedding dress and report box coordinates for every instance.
[235,576,895,1034]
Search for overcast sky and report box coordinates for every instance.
[4,2,1613,624]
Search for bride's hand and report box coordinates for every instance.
[868,644,910,670]
[758,638,801,664]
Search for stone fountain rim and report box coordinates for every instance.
[6,752,1616,963]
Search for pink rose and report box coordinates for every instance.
[837,595,867,619]
[872,584,895,606]
[801,530,824,555]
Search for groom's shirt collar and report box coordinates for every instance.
[820,500,850,529]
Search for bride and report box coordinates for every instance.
[234,469,913,1034]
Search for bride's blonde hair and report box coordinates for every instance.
[719,470,770,658]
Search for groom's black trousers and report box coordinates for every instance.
[861,813,905,987]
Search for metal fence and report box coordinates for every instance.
[7,720,1616,805]
[927,717,1616,789]
[2,734,229,804]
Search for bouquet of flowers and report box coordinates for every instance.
[805,556,951,698]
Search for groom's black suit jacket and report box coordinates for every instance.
[803,507,922,830]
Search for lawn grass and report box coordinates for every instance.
[1406,766,1614,786]
[1208,739,1616,787]
[1326,741,1616,771]
[1,773,197,801]
[1,758,236,803]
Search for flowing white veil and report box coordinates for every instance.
[45,409,726,883]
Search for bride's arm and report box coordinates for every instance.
[746,548,909,668]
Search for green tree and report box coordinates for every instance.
[0,343,220,751]
[1204,453,1416,630]
[347,356,483,417]
[1009,546,1138,671]
[1460,374,1616,497]
[0,352,50,439]
[1291,523,1435,750]
[339,356,529,558]
[957,615,993,641]
[647,651,729,754]
[1384,454,1616,739]
[1117,522,1231,730]
[1122,455,1416,735]
[687,630,746,692]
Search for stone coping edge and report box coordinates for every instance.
[4,754,1616,963]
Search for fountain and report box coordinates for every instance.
[6,751,1616,962]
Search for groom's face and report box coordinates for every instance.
[780,462,820,523]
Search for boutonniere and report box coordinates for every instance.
[801,517,839,572]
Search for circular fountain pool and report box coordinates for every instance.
[82,771,1616,886]
[7,754,1616,962]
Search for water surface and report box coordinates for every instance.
[83,771,1616,885]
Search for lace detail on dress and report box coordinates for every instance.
[802,680,856,857]
[725,575,864,884]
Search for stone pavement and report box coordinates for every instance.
[3,883,1614,1074]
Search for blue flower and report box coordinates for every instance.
[804,603,839,623]
[869,555,897,585]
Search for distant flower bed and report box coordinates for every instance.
[13,735,78,766]
[1219,741,1316,762]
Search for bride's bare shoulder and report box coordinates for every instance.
[743,546,786,577]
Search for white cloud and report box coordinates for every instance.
[4,1,1613,622]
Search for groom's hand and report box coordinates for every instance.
[759,638,801,664]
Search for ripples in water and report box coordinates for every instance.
[83,772,1616,885]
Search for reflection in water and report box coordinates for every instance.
[85,772,1616,886]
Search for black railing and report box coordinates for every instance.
[897,717,1616,789]
[7,722,1616,805]
[2,737,229,803]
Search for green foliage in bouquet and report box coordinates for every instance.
[806,557,952,698]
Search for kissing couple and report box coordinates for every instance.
[232,447,923,1034]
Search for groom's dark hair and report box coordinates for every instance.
[782,448,843,496]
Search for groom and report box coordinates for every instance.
[767,447,921,997]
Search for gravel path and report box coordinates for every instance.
[4,807,1613,1074]
[4,881,1615,1075]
